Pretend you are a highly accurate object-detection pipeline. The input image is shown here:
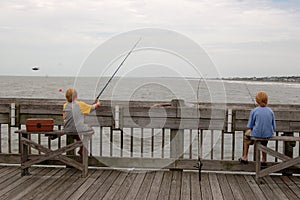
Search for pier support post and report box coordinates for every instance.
[170,99,185,168]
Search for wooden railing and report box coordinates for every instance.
[0,98,299,173]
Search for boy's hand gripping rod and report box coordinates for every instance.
[94,37,142,103]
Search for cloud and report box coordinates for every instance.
[0,0,299,76]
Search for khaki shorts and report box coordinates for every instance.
[243,129,268,146]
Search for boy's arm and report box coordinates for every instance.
[77,101,100,114]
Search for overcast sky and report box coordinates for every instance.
[0,0,299,78]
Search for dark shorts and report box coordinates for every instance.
[243,129,268,146]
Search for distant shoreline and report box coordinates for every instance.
[221,76,300,83]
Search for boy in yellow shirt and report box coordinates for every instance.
[63,88,100,155]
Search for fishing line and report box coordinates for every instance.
[95,37,142,102]
[245,83,256,107]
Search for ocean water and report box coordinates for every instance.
[0,76,300,105]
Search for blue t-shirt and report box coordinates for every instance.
[247,106,276,138]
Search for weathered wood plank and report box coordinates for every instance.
[134,171,155,200]
[90,170,121,200]
[200,173,213,200]
[209,173,223,200]
[146,171,164,200]
[156,171,172,200]
[271,176,300,200]
[279,176,300,199]
[111,172,137,200]
[21,168,67,200]
[0,166,18,182]
[101,171,129,200]
[225,174,244,200]
[0,167,44,197]
[0,166,300,200]
[3,167,61,200]
[234,174,256,200]
[78,170,112,200]
[243,175,266,200]
[45,170,82,200]
[261,176,289,200]
[181,172,191,200]
[66,169,104,200]
[169,170,182,200]
[124,172,146,200]
[190,172,202,200]
[217,173,235,200]
[32,169,78,200]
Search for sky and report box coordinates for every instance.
[0,0,299,78]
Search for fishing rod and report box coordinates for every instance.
[95,37,142,102]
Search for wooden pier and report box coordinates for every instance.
[0,166,300,200]
[0,98,300,199]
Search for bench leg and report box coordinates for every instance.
[255,141,261,183]
[82,135,90,178]
[21,134,30,176]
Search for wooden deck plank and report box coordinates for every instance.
[58,170,99,200]
[243,175,267,200]
[234,174,256,200]
[146,171,164,200]
[22,168,67,200]
[0,166,299,200]
[46,169,82,200]
[279,176,300,199]
[181,171,191,200]
[225,174,244,200]
[217,173,234,200]
[169,170,182,200]
[124,172,146,200]
[135,171,156,200]
[2,167,61,200]
[156,171,172,200]
[0,167,44,197]
[90,170,121,200]
[66,169,104,200]
[190,172,201,200]
[271,176,299,200]
[78,169,112,200]
[112,172,137,200]
[0,166,16,179]
[262,176,290,200]
[0,166,19,184]
[102,171,129,200]
[209,173,223,200]
[200,173,213,200]
[34,168,78,200]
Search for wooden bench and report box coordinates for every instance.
[253,136,300,183]
[15,130,94,178]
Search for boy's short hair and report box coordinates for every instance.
[256,91,268,107]
[65,88,77,103]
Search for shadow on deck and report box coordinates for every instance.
[0,166,300,200]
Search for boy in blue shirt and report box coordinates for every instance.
[239,91,276,165]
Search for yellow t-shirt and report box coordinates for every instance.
[63,101,92,119]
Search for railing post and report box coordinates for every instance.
[170,99,184,166]
[282,131,295,176]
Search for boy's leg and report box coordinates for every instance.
[243,142,250,160]
[242,129,253,161]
